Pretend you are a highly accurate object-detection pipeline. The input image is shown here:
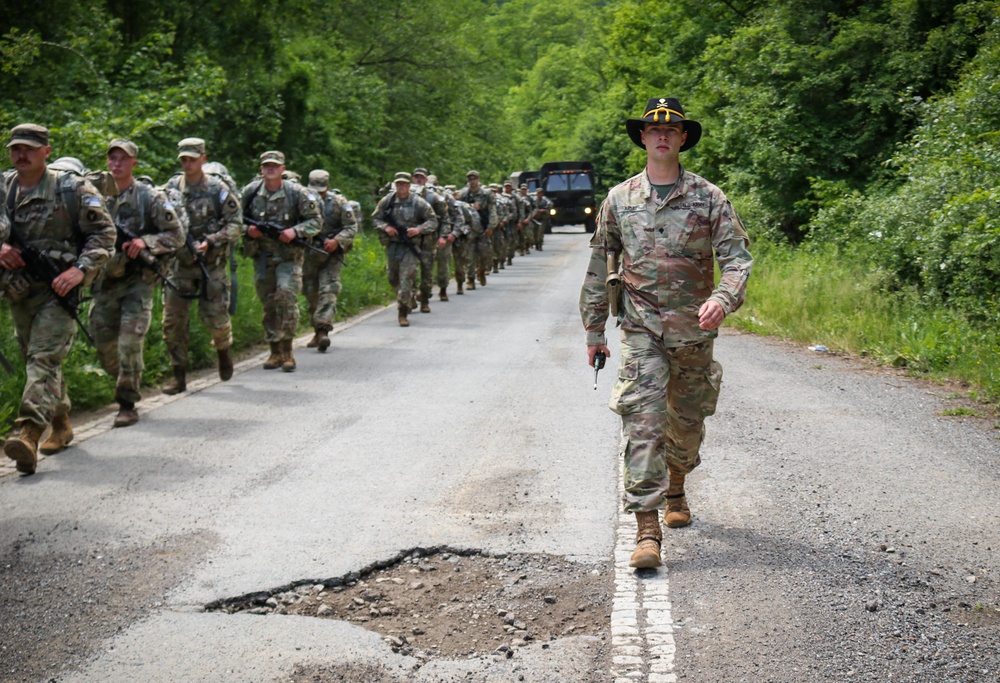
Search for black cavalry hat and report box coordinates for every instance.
[625,97,702,152]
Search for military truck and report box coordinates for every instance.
[508,170,542,193]
[538,161,597,232]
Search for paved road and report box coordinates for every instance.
[2,228,998,682]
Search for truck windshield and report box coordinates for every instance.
[546,172,592,192]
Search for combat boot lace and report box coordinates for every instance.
[630,511,662,568]
[39,413,74,454]
[218,347,234,381]
[316,330,330,353]
[163,366,187,395]
[281,339,296,372]
[263,342,283,370]
[4,421,44,474]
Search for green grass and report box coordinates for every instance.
[728,240,1000,404]
[0,232,392,435]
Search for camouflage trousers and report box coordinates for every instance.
[610,331,723,513]
[492,228,507,266]
[469,233,492,276]
[303,251,344,333]
[417,235,436,299]
[435,241,453,289]
[253,252,303,342]
[385,243,419,308]
[163,260,233,368]
[89,275,154,405]
[451,237,468,285]
[8,285,75,428]
[531,220,546,248]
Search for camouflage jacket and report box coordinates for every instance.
[458,185,498,231]
[372,191,438,245]
[316,191,359,251]
[4,169,115,281]
[580,167,753,347]
[166,172,242,264]
[446,195,468,237]
[412,184,450,239]
[530,196,553,223]
[100,180,186,285]
[241,179,322,259]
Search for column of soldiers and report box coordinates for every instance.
[0,124,361,475]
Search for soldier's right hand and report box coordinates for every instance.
[385,226,398,238]
[0,243,25,270]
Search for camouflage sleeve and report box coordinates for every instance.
[486,193,498,230]
[372,195,389,233]
[433,196,451,238]
[144,188,187,256]
[415,197,439,235]
[73,179,116,275]
[206,181,243,248]
[294,187,322,239]
[447,200,464,237]
[325,196,359,249]
[579,199,617,347]
[707,194,753,315]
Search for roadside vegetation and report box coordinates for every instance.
[1,0,998,431]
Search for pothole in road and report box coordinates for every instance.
[209,547,611,660]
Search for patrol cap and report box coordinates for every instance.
[393,171,412,185]
[466,170,480,179]
[177,137,206,158]
[444,184,456,191]
[7,123,49,148]
[519,184,528,190]
[427,174,438,185]
[107,139,138,158]
[260,150,286,165]
[412,167,429,178]
[308,169,330,190]
[503,179,513,187]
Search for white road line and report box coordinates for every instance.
[612,467,677,683]
[1,306,390,477]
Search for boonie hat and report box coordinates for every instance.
[308,169,330,190]
[625,97,701,152]
[177,137,206,158]
[107,139,138,158]
[7,124,49,148]
[393,172,412,185]
[260,150,285,165]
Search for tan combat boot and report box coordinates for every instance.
[316,330,330,353]
[478,270,487,286]
[456,280,463,295]
[629,511,663,568]
[439,287,449,302]
[306,332,319,348]
[263,342,283,370]
[281,339,296,372]
[398,305,410,327]
[39,413,74,454]
[218,347,234,381]
[466,277,475,291]
[4,421,44,474]
[113,402,139,428]
[664,465,692,528]
[419,293,431,313]
[163,366,186,395]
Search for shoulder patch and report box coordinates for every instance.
[84,195,103,208]
[306,192,317,202]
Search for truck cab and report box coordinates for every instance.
[539,161,597,232]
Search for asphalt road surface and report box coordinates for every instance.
[1,227,998,682]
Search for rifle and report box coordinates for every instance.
[6,228,95,345]
[115,224,193,298]
[184,232,213,300]
[244,216,329,256]
[378,195,421,259]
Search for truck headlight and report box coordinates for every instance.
[549,208,557,216]
[584,207,592,215]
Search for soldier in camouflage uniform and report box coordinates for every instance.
[302,170,358,352]
[162,137,243,394]
[373,172,437,327]
[458,170,497,287]
[242,151,322,371]
[0,124,115,474]
[410,168,449,311]
[91,140,185,427]
[517,183,534,256]
[502,180,524,264]
[580,97,753,568]
[530,188,552,251]
[442,185,470,295]
[490,184,510,272]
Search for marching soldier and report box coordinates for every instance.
[302,170,358,352]
[0,124,115,474]
[373,172,437,327]
[162,137,243,394]
[531,187,553,251]
[458,170,497,288]
[411,168,449,312]
[91,140,185,427]
[242,151,322,371]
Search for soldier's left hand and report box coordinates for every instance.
[0,243,25,270]
[196,240,209,255]
[406,227,421,238]
[324,238,340,253]
[698,300,725,330]
[279,228,297,244]
[437,237,448,248]
[446,234,456,244]
[52,266,84,297]
[124,238,147,259]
